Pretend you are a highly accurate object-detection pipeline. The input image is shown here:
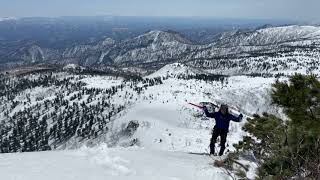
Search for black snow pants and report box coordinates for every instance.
[210,127,228,156]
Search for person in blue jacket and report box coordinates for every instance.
[203,104,243,156]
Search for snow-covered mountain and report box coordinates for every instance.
[213,25,320,47]
[2,25,320,76]
[1,25,320,179]
[0,17,17,22]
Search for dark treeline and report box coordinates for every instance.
[177,73,227,83]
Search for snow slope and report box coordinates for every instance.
[0,145,237,180]
[106,75,279,154]
[0,64,281,179]
[81,76,123,89]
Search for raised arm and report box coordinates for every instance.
[228,113,243,122]
[203,106,216,118]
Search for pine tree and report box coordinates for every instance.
[271,74,320,178]
[230,74,320,179]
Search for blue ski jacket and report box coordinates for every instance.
[204,108,241,131]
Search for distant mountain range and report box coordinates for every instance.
[1,25,319,75]
[0,17,17,22]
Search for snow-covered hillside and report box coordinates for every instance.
[189,49,320,76]
[214,25,320,47]
[147,63,203,78]
[0,63,283,179]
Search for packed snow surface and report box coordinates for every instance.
[0,144,238,180]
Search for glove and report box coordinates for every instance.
[239,114,243,121]
[202,106,208,111]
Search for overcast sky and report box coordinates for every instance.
[1,0,319,22]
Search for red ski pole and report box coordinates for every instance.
[188,103,204,109]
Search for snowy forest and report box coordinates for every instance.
[0,71,164,153]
